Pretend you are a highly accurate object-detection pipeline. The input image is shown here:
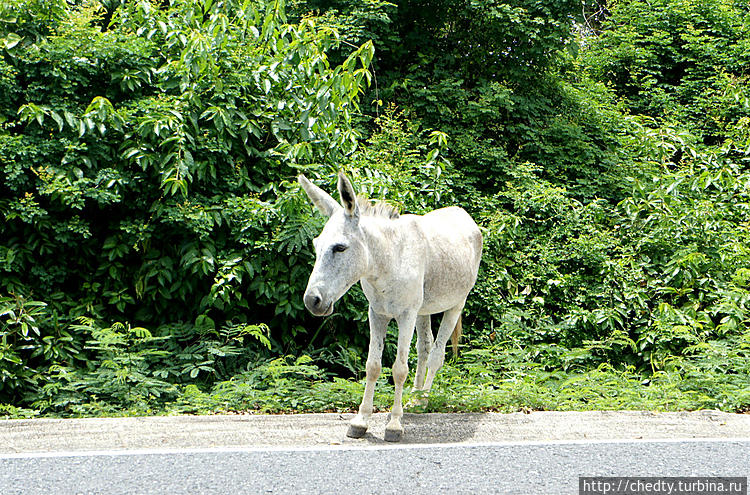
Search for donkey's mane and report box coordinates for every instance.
[356,195,400,220]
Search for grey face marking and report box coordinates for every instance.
[299,173,370,315]
[303,210,368,316]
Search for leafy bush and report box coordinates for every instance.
[3,0,750,417]
[582,0,750,144]
[0,0,374,403]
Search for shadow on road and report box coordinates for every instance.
[340,412,487,445]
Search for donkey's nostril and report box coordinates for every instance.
[304,290,326,314]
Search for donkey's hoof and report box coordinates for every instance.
[347,424,368,438]
[383,428,403,442]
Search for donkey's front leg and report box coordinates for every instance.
[347,307,389,438]
[384,310,418,442]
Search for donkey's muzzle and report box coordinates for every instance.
[304,288,332,316]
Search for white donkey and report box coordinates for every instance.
[299,172,482,441]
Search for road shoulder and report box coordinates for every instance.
[2,410,748,454]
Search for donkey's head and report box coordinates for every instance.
[299,172,369,316]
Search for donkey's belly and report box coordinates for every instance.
[363,277,473,317]
[418,275,477,315]
[418,298,463,316]
[361,278,423,318]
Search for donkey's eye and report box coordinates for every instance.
[332,243,348,253]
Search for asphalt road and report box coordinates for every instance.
[1,439,748,495]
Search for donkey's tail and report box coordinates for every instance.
[450,314,462,356]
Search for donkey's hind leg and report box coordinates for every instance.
[422,301,465,393]
[408,315,432,407]
[413,315,433,390]
[347,307,389,438]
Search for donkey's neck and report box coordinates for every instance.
[360,216,403,286]
[358,215,426,317]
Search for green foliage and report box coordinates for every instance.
[28,317,275,415]
[3,0,750,417]
[0,294,80,396]
[347,105,454,213]
[7,334,746,417]
[344,0,625,200]
[36,320,179,415]
[582,0,750,144]
[0,0,374,404]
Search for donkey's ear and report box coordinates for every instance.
[337,172,359,219]
[298,175,339,217]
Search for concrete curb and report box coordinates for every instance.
[2,410,748,454]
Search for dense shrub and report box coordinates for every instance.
[1,0,749,415]
[581,0,750,145]
[0,0,375,403]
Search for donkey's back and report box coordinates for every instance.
[409,206,482,315]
